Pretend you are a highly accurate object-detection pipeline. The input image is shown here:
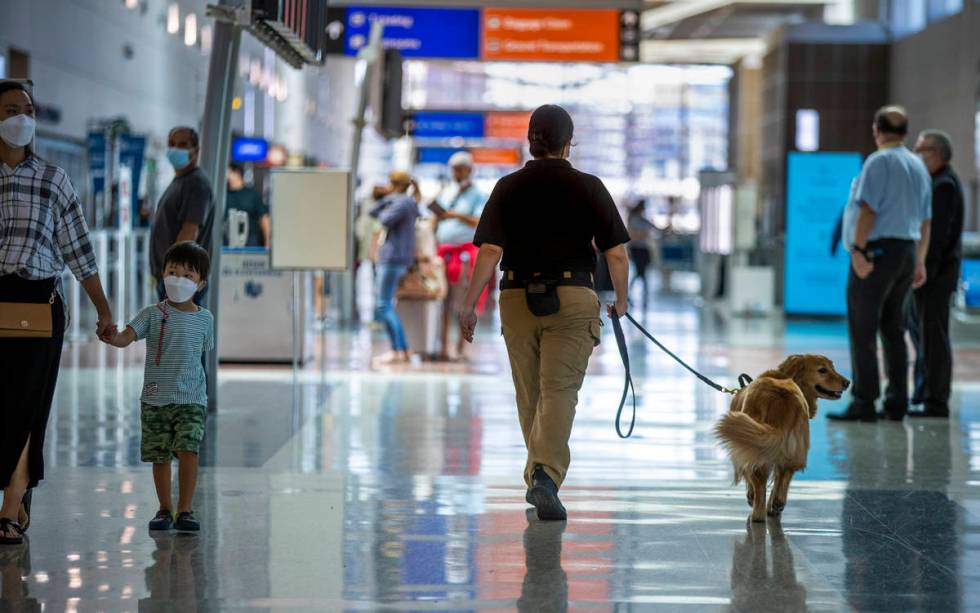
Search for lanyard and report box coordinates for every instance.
[154,302,170,367]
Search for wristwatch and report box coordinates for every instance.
[853,246,875,263]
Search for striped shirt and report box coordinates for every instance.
[0,155,98,282]
[129,302,214,407]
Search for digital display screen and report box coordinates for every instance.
[784,152,863,316]
[232,137,269,162]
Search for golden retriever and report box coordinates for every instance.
[714,355,850,522]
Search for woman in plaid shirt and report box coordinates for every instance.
[0,81,115,544]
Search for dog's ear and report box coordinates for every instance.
[778,355,807,378]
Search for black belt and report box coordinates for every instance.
[500,271,594,290]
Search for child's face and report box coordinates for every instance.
[163,261,205,291]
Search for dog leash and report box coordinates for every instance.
[610,308,753,439]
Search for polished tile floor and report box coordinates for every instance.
[4,292,980,612]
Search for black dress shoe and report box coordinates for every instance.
[909,404,950,418]
[527,466,567,521]
[876,411,905,422]
[827,407,877,422]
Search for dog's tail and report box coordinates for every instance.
[714,412,782,482]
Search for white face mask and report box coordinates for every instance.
[0,114,36,148]
[164,276,200,303]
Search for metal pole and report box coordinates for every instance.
[200,5,242,412]
[338,22,385,324]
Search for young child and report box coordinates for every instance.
[105,241,214,532]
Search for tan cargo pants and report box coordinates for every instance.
[500,286,601,489]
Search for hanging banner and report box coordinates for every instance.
[481,8,621,62]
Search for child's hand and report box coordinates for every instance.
[99,324,119,343]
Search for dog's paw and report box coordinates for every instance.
[749,512,767,523]
[767,500,785,517]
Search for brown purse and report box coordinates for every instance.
[0,292,55,338]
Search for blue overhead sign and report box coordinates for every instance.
[344,6,481,59]
[784,151,863,316]
[417,147,464,165]
[232,137,269,162]
[410,112,485,139]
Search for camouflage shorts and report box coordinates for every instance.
[140,403,207,463]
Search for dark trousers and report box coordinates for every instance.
[847,239,916,415]
[908,269,956,411]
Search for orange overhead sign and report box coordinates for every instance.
[471,148,521,166]
[482,8,621,62]
[485,111,532,140]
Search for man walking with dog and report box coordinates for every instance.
[829,106,932,423]
[907,130,964,418]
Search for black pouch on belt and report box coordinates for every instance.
[525,276,561,316]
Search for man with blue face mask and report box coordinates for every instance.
[149,126,214,305]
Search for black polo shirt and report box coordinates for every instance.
[473,159,630,273]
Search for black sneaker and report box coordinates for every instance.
[175,511,200,533]
[148,510,174,531]
[526,466,567,521]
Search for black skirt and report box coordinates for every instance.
[0,275,65,489]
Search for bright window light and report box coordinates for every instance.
[201,24,213,53]
[125,0,138,9]
[166,3,180,34]
[184,13,197,46]
[796,109,820,152]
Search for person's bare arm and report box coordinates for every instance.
[913,219,930,289]
[260,215,271,247]
[80,274,115,340]
[105,326,138,348]
[458,243,503,342]
[850,203,876,279]
[175,222,200,244]
[445,211,480,228]
[603,244,630,317]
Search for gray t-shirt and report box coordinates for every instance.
[150,168,214,277]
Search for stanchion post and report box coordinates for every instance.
[199,1,242,413]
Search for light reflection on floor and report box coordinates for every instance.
[3,294,980,611]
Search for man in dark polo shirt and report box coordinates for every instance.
[150,126,214,304]
[908,130,965,418]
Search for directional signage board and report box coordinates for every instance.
[410,112,485,139]
[333,6,637,62]
[482,8,621,62]
[344,6,481,59]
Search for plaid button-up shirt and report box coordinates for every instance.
[0,154,98,282]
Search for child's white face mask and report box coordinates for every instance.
[164,276,199,303]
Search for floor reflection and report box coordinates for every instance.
[518,509,568,613]
[0,540,39,613]
[729,520,807,613]
[140,534,206,612]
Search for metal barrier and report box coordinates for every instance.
[62,229,154,342]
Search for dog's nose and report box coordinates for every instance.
[843,379,851,390]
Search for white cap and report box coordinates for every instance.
[448,151,474,168]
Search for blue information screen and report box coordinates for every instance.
[410,112,485,139]
[344,6,481,59]
[784,152,863,316]
[232,137,269,162]
[962,259,980,308]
